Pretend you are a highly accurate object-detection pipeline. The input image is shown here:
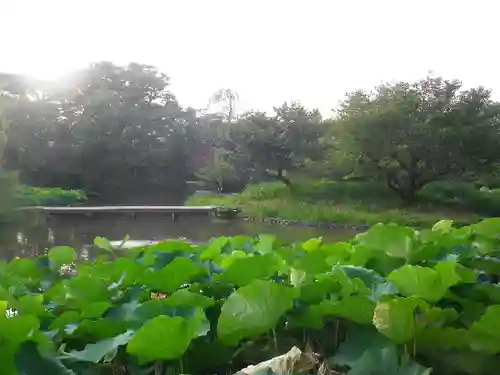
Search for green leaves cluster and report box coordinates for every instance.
[2,218,500,374]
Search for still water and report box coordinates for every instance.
[0,214,358,258]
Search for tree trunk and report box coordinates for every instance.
[386,170,416,205]
[276,169,293,188]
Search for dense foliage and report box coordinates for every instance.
[0,64,202,193]
[3,64,500,203]
[1,219,500,374]
[331,77,500,203]
[0,113,18,218]
[187,180,500,227]
[15,186,87,207]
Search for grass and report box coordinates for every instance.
[186,180,489,227]
[15,186,88,207]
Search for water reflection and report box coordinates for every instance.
[0,214,358,258]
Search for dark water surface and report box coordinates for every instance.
[0,214,358,258]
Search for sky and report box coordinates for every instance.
[2,0,499,116]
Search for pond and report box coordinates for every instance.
[0,214,358,258]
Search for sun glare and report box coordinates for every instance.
[23,62,80,82]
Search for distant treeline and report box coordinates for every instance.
[1,62,500,204]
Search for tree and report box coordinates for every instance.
[225,102,324,187]
[209,88,239,121]
[334,76,500,203]
[2,63,201,193]
[0,109,18,216]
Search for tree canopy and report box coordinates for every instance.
[1,65,500,203]
[332,77,500,202]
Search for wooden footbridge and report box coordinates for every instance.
[18,206,240,219]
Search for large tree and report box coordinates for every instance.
[333,76,500,203]
[225,102,324,187]
[208,88,239,121]
[1,63,200,193]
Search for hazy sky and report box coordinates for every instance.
[3,0,498,115]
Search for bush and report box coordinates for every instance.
[15,186,87,207]
[241,182,291,200]
[419,181,500,216]
[242,180,393,203]
[293,179,392,202]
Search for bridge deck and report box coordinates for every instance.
[18,206,223,214]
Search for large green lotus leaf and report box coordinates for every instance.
[274,246,303,267]
[182,340,236,374]
[200,237,230,260]
[48,246,76,269]
[415,306,459,327]
[330,266,371,297]
[165,289,214,309]
[73,318,128,341]
[228,235,255,252]
[61,330,134,363]
[432,219,455,232]
[323,242,352,265]
[218,250,246,269]
[416,326,469,350]
[15,341,75,375]
[355,223,416,260]
[219,253,280,286]
[347,345,431,375]
[0,314,40,345]
[255,234,277,254]
[217,280,298,345]
[388,261,460,302]
[127,316,193,362]
[462,257,500,275]
[435,260,461,288]
[292,250,330,273]
[140,257,204,293]
[301,237,322,252]
[291,296,375,329]
[365,255,406,278]
[289,268,308,287]
[78,258,144,287]
[339,266,384,290]
[420,347,500,375]
[14,294,47,316]
[50,311,81,331]
[121,299,201,327]
[471,218,500,239]
[148,240,194,254]
[299,277,340,303]
[67,275,110,304]
[347,244,377,267]
[80,301,112,319]
[455,264,477,284]
[289,305,326,329]
[373,298,420,343]
[0,342,18,375]
[320,295,376,324]
[331,325,392,368]
[7,258,42,280]
[94,237,113,251]
[470,305,500,354]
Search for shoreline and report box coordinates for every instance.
[242,215,372,231]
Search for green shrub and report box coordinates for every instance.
[241,182,291,200]
[15,185,87,207]
[294,179,392,202]
[419,181,500,216]
[242,180,393,202]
